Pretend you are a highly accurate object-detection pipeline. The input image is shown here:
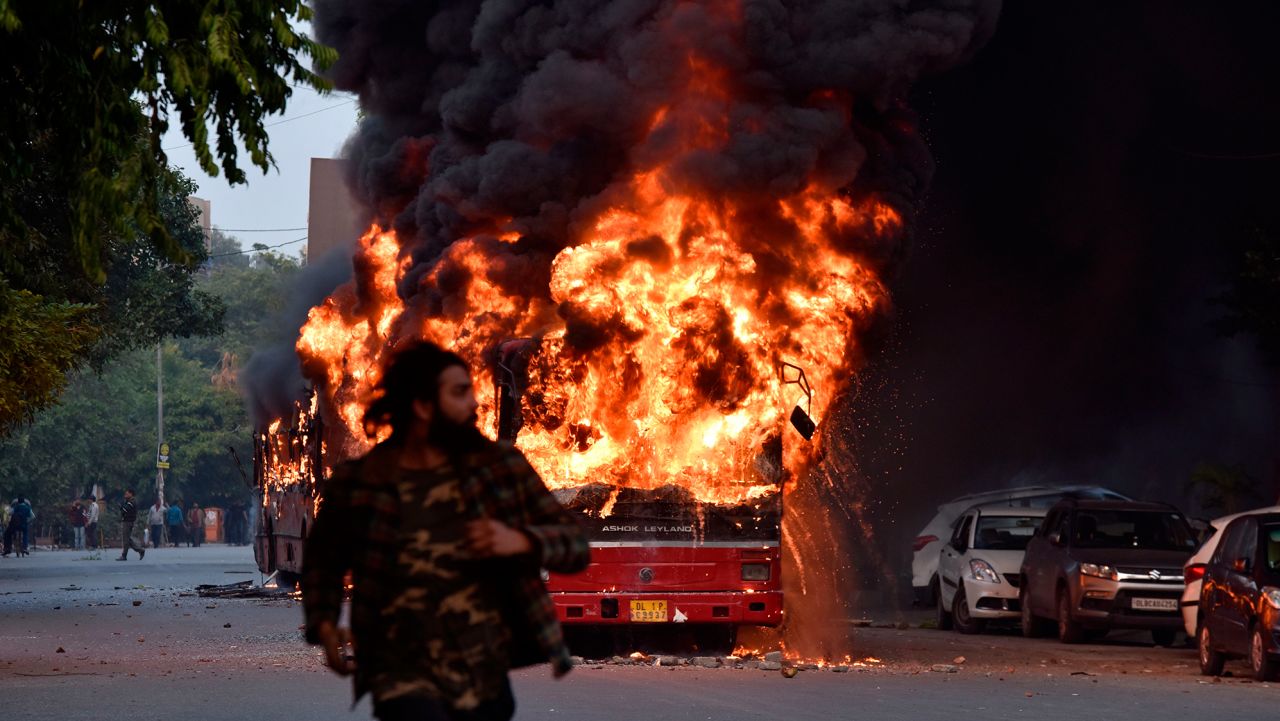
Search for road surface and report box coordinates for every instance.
[1,546,1275,720]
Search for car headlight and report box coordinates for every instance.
[1080,563,1118,580]
[1263,586,1280,610]
[969,559,1000,583]
[742,563,771,581]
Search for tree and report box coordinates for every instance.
[0,238,305,531]
[1186,463,1265,516]
[0,1,333,432]
[1216,226,1280,367]
[0,167,225,431]
[0,1,335,279]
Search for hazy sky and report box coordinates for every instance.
[159,80,360,259]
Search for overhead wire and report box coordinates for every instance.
[206,234,308,258]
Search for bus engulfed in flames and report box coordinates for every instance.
[248,0,969,643]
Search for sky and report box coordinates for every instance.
[158,66,360,258]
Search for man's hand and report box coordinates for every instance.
[466,519,533,558]
[316,621,355,676]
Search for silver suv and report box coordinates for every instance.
[1019,499,1198,645]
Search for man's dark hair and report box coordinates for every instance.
[363,340,469,443]
[125,488,135,495]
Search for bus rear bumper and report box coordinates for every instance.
[550,590,783,626]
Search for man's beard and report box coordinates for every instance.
[427,412,486,450]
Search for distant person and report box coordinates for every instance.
[85,495,101,550]
[231,502,250,545]
[302,341,589,721]
[167,501,184,547]
[3,496,33,557]
[147,500,166,548]
[118,489,145,561]
[68,499,87,550]
[187,503,203,548]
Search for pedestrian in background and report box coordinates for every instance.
[2,496,33,558]
[147,499,166,548]
[68,499,86,550]
[2,496,33,557]
[85,495,100,550]
[118,489,145,561]
[303,341,589,721]
[187,502,203,548]
[166,501,184,547]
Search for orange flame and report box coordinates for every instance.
[291,9,901,507]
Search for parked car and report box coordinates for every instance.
[936,505,1047,634]
[1020,498,1197,645]
[1197,512,1280,681]
[912,485,1130,605]
[1181,505,1280,637]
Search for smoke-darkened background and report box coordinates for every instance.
[850,0,1280,588]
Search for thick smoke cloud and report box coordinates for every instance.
[314,0,1000,320]
[240,245,353,424]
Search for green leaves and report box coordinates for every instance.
[0,285,100,436]
[1,1,337,281]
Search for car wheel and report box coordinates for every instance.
[1198,622,1225,676]
[1056,588,1083,644]
[1151,629,1178,648]
[935,584,953,631]
[952,586,987,635]
[1020,590,1049,638]
[1251,625,1279,682]
[928,575,941,608]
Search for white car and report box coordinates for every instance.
[1181,505,1280,637]
[936,505,1047,633]
[913,485,1130,605]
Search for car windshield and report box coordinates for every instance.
[974,515,1041,550]
[1071,510,1196,551]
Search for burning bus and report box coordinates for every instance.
[255,330,816,647]
[244,0,972,658]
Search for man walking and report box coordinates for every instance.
[303,341,589,721]
[85,495,100,550]
[118,489,145,561]
[187,503,203,547]
[166,501,184,547]
[68,499,86,550]
[147,499,166,548]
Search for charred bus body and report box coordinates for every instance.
[496,338,811,639]
[253,393,324,585]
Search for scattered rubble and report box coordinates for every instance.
[931,664,961,673]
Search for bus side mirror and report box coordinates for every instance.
[1048,532,1063,547]
[789,406,816,441]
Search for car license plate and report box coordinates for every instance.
[1131,597,1177,611]
[630,600,668,622]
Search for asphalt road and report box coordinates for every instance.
[1,546,1276,720]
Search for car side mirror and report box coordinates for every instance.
[1048,531,1063,547]
[1232,557,1252,573]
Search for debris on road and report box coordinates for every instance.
[781,667,798,678]
[195,580,296,600]
[931,664,960,673]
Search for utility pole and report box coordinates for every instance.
[156,344,165,507]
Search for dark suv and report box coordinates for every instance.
[1197,512,1280,681]
[1020,499,1198,645]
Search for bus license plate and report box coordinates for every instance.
[1131,597,1177,611]
[630,600,668,622]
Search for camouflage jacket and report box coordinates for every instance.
[302,439,589,704]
